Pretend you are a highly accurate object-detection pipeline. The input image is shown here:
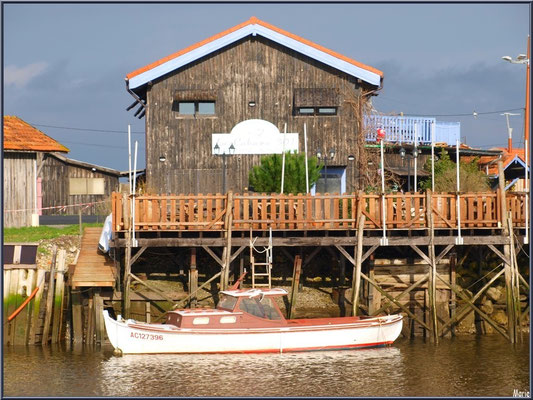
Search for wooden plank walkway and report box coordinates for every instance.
[70,228,116,288]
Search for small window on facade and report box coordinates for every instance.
[296,107,337,116]
[318,107,336,115]
[178,102,195,115]
[69,178,105,195]
[174,100,216,116]
[192,317,210,325]
[198,101,215,115]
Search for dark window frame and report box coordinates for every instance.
[173,100,216,117]
[295,106,338,116]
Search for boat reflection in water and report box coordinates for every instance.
[103,288,403,355]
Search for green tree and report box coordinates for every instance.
[420,149,490,192]
[249,152,322,194]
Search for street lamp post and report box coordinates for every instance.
[316,148,336,192]
[399,147,419,192]
[214,143,235,193]
[503,36,530,245]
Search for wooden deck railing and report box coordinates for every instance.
[111,191,527,233]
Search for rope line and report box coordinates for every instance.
[4,200,108,213]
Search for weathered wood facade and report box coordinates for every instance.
[40,153,120,216]
[127,18,382,195]
[4,152,38,227]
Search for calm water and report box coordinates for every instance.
[3,335,530,397]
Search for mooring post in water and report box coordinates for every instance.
[87,292,95,345]
[94,291,104,345]
[71,289,83,344]
[498,161,516,343]
[41,246,58,346]
[51,250,66,344]
[28,269,46,345]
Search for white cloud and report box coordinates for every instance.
[4,62,48,88]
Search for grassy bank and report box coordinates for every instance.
[4,223,103,243]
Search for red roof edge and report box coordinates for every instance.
[126,16,383,82]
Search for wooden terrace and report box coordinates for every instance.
[111,191,526,243]
[109,188,527,344]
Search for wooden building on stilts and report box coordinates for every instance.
[62,17,529,345]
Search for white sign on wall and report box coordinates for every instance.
[212,119,299,155]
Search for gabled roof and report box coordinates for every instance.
[3,116,69,153]
[126,16,383,91]
[464,147,529,176]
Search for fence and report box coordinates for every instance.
[365,115,460,145]
[111,191,526,232]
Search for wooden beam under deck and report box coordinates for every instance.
[113,234,512,248]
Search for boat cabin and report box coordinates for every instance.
[165,288,288,329]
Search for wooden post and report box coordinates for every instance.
[508,216,522,342]
[41,246,57,346]
[426,190,438,343]
[51,250,66,344]
[498,161,516,343]
[28,269,46,345]
[123,231,132,319]
[351,215,366,316]
[145,302,151,323]
[189,248,198,308]
[368,256,380,314]
[94,292,104,345]
[86,292,95,345]
[449,251,457,337]
[221,192,234,291]
[71,289,83,344]
[288,255,302,319]
[79,206,83,238]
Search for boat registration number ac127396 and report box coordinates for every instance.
[130,332,163,340]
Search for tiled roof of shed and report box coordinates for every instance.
[3,116,69,153]
[126,16,383,90]
[463,147,528,175]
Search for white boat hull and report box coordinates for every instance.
[103,311,403,354]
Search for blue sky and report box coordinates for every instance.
[3,3,530,171]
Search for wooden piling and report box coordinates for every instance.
[28,269,46,345]
[426,190,439,343]
[51,250,66,344]
[87,294,94,345]
[145,301,151,323]
[498,161,516,343]
[288,255,302,319]
[94,292,104,345]
[221,192,234,291]
[189,248,198,308]
[41,246,57,345]
[71,289,83,344]
[351,215,366,316]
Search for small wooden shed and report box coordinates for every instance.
[3,116,121,227]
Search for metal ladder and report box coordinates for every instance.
[250,227,273,288]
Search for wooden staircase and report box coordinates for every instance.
[70,227,116,288]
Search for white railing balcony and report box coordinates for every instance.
[365,115,460,145]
